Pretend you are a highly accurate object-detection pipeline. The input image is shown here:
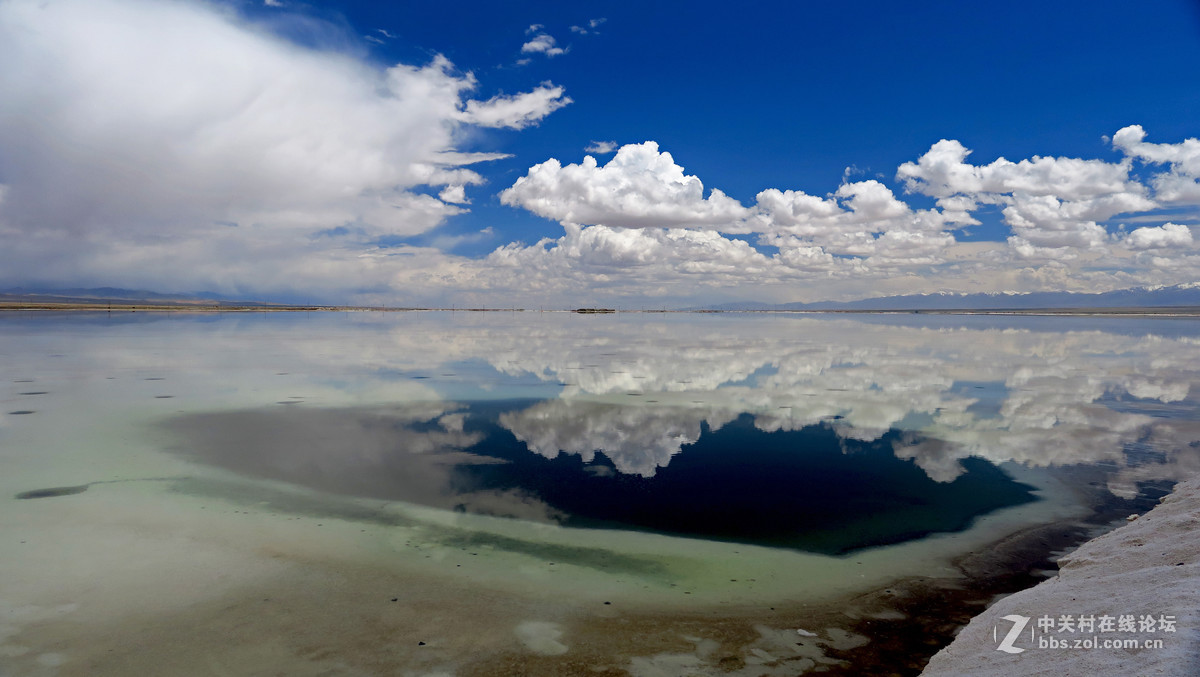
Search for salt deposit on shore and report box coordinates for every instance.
[921,474,1200,676]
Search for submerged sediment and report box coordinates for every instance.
[0,466,1172,677]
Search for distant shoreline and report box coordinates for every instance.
[4,301,1200,317]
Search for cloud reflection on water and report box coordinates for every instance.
[473,316,1200,490]
[9,312,1199,496]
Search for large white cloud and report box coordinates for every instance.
[499,142,751,229]
[1124,223,1194,250]
[481,224,778,294]
[484,131,1200,304]
[0,0,567,296]
[496,144,971,283]
[750,180,963,267]
[896,139,1139,200]
[895,138,1155,258]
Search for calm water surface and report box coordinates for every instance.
[2,310,1198,674]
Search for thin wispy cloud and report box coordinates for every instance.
[461,85,572,129]
[585,141,618,154]
[427,227,495,251]
[570,18,606,34]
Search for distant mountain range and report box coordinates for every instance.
[704,283,1200,311]
[0,286,279,306]
[6,283,1200,311]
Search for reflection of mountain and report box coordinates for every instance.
[0,285,275,306]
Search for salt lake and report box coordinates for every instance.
[2,310,1196,675]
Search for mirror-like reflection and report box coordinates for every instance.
[4,310,1200,676]
[78,310,1193,554]
[6,311,1197,503]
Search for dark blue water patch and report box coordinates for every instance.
[454,409,1036,555]
[1121,440,1171,467]
[164,401,1037,556]
[1130,479,1174,504]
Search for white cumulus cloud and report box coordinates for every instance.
[500,142,750,228]
[1124,223,1194,250]
[750,180,962,264]
[520,30,566,57]
[896,137,1154,258]
[491,134,1200,302]
[1113,125,1200,203]
[438,185,469,204]
[486,224,771,278]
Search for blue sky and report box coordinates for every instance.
[1,0,1199,306]
[316,0,1200,252]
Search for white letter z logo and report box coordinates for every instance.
[994,614,1030,654]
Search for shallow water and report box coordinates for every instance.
[2,310,1198,675]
